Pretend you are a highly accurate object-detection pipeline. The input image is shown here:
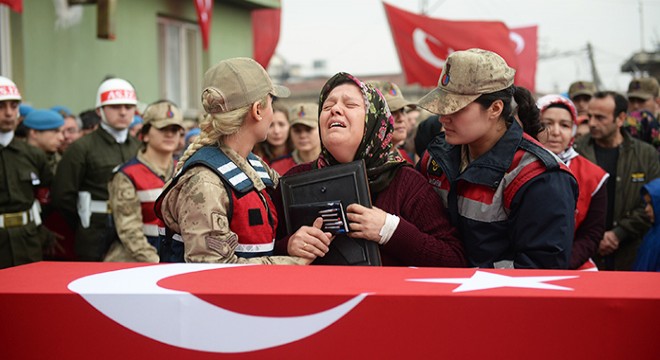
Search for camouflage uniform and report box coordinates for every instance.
[0,138,53,268]
[104,151,171,263]
[52,127,139,260]
[159,144,304,265]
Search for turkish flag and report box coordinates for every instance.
[384,3,521,88]
[510,25,538,92]
[252,8,281,69]
[194,0,213,51]
[0,0,21,13]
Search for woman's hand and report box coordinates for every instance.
[346,204,387,242]
[288,217,333,260]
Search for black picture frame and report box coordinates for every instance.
[280,160,382,266]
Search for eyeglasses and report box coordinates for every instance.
[62,128,79,135]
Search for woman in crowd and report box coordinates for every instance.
[536,94,609,270]
[275,72,465,267]
[156,57,320,264]
[253,103,292,164]
[104,100,184,262]
[271,102,322,175]
[418,48,578,269]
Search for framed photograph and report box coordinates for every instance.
[280,160,381,266]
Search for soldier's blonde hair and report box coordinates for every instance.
[175,96,269,173]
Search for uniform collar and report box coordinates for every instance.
[100,122,129,143]
[220,143,268,192]
[0,131,14,147]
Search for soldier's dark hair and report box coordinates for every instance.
[593,91,628,119]
[474,85,542,138]
[79,109,101,130]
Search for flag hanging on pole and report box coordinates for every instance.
[509,25,538,92]
[252,8,282,69]
[194,0,213,51]
[384,2,536,92]
[0,0,22,13]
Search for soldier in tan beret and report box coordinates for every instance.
[418,48,578,269]
[156,58,329,264]
[103,100,184,262]
[627,77,659,117]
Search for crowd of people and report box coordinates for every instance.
[1,48,660,271]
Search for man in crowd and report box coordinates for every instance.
[52,105,83,154]
[574,91,660,270]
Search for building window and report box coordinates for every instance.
[158,17,202,118]
[0,6,11,77]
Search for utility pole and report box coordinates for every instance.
[639,0,645,51]
[586,42,603,89]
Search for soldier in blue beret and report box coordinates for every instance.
[23,109,65,173]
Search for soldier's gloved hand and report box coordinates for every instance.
[288,217,333,260]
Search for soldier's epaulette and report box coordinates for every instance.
[181,146,273,193]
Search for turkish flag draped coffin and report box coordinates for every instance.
[383,2,538,92]
[194,0,213,51]
[1,262,659,359]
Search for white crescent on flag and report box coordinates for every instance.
[509,31,525,55]
[68,263,368,353]
[412,28,453,68]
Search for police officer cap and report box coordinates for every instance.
[22,109,65,130]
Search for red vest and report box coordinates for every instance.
[119,158,168,237]
[567,155,608,228]
[230,189,278,254]
[155,147,278,259]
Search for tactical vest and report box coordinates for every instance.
[155,146,277,262]
[117,157,169,249]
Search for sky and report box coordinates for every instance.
[275,0,660,94]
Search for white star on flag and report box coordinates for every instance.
[408,270,579,293]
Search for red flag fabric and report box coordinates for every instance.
[194,0,213,51]
[384,2,519,88]
[510,25,538,92]
[0,0,22,13]
[252,8,282,69]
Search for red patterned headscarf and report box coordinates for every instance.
[315,72,407,194]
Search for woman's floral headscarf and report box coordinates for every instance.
[315,72,407,194]
[536,94,580,163]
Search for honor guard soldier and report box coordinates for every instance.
[0,76,53,268]
[52,78,140,261]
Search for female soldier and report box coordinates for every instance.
[156,58,325,264]
[418,49,578,269]
[105,101,184,262]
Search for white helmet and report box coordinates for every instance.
[0,76,22,102]
[96,78,137,108]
